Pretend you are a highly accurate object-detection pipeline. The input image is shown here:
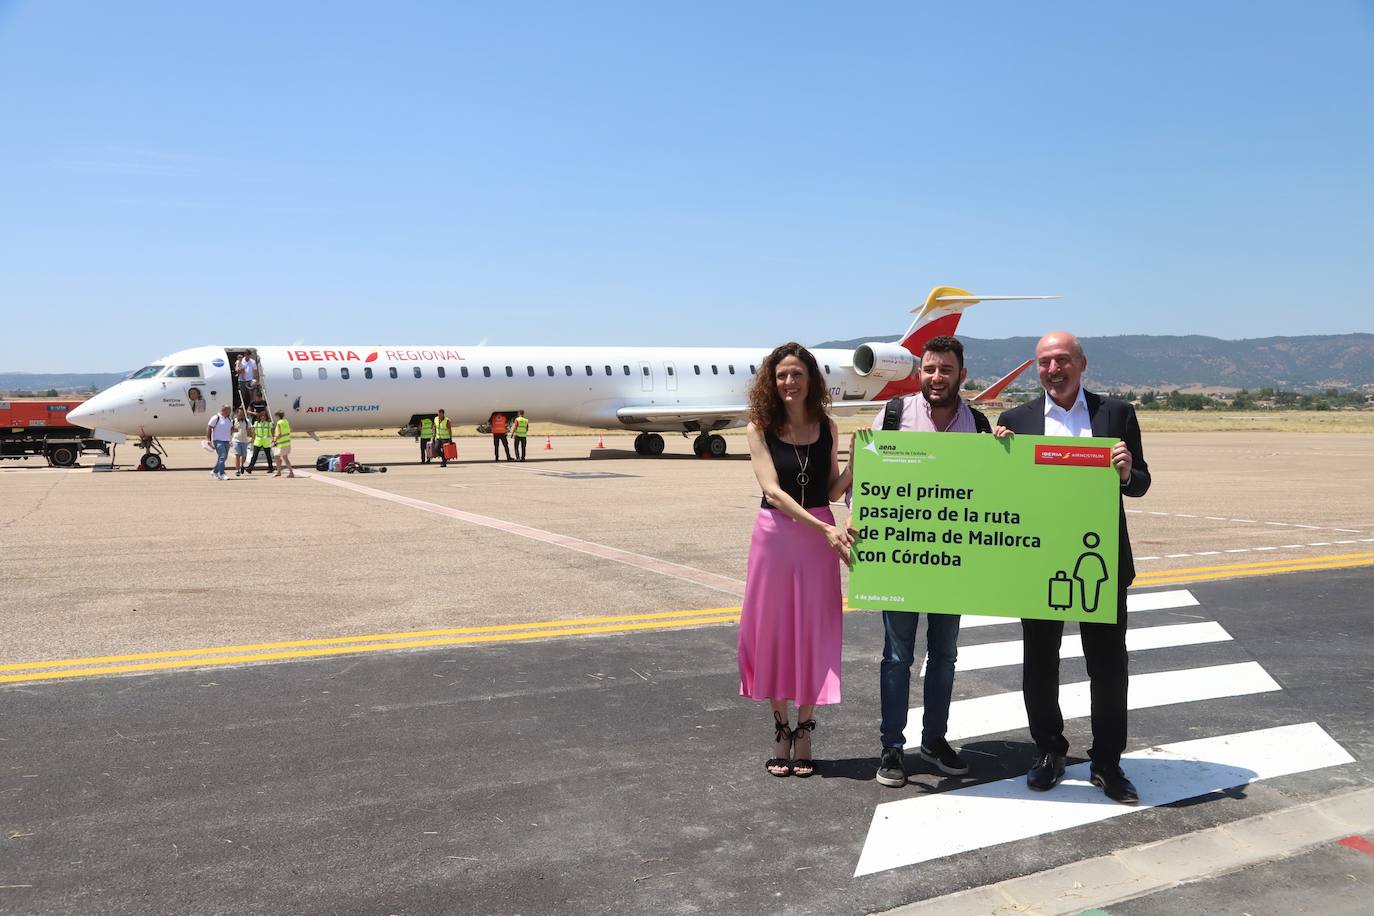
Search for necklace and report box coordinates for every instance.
[792,439,811,488]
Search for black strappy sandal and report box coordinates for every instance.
[791,719,816,777]
[766,712,793,777]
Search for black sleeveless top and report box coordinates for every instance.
[761,422,832,510]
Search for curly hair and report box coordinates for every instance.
[748,342,831,434]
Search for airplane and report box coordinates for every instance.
[68,286,1057,469]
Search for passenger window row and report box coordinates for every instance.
[289,362,760,381]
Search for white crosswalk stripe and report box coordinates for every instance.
[854,723,1354,877]
[912,661,1281,742]
[955,588,1199,630]
[947,621,1230,673]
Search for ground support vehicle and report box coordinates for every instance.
[0,400,110,467]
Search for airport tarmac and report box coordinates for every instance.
[2,429,1373,913]
[2,430,1372,668]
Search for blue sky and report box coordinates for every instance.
[2,1,1372,371]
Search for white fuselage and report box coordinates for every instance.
[70,343,885,438]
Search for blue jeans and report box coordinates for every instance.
[212,440,229,476]
[880,610,962,749]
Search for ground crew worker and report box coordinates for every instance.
[419,415,434,463]
[489,411,512,461]
[512,410,529,462]
[432,409,453,468]
[272,410,296,478]
[246,410,274,474]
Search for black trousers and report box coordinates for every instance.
[419,438,430,463]
[492,434,511,460]
[1022,586,1128,767]
[513,436,526,460]
[246,445,273,472]
[435,439,449,466]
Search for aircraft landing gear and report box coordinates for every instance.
[633,433,665,456]
[136,435,169,471]
[692,434,728,458]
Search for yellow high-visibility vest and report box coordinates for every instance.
[273,418,291,446]
[434,417,452,440]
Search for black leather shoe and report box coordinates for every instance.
[1090,764,1139,804]
[1026,752,1066,791]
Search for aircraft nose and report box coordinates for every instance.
[68,387,136,433]
[65,400,98,427]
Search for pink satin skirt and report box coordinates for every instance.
[737,507,843,705]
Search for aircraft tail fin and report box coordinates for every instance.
[896,287,1061,356]
[971,358,1034,403]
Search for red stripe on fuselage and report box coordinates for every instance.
[872,313,962,400]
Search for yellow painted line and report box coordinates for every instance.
[0,614,743,684]
[0,604,746,674]
[1135,552,1374,586]
[9,551,1370,686]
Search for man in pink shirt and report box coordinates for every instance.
[871,336,992,788]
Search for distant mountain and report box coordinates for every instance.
[0,372,127,395]
[813,334,1374,390]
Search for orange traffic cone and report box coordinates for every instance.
[596,433,605,449]
[544,434,553,450]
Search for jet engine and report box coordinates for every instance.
[852,342,915,381]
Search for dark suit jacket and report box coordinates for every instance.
[998,390,1151,587]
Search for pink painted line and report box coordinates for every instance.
[305,472,746,596]
[1339,835,1374,856]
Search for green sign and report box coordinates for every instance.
[847,429,1121,623]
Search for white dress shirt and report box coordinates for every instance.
[1043,387,1091,438]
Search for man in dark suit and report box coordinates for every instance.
[994,331,1151,803]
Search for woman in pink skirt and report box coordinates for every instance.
[740,342,855,777]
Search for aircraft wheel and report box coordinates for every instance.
[633,433,649,456]
[645,433,665,456]
[140,452,163,471]
[706,434,728,458]
[47,444,79,467]
[692,436,708,457]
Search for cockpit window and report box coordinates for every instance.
[129,365,164,379]
[166,365,203,378]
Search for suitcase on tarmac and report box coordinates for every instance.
[443,442,457,460]
[426,441,435,460]
[337,452,355,470]
[327,456,341,472]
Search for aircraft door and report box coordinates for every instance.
[225,348,265,413]
[639,361,653,392]
[664,361,678,391]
